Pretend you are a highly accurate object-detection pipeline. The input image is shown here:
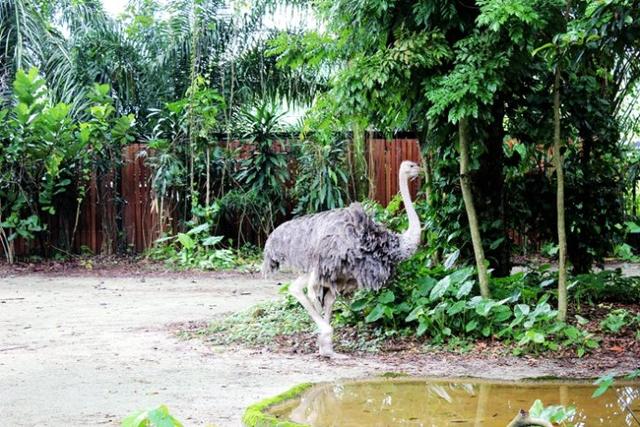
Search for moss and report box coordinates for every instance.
[242,383,313,427]
[379,371,410,378]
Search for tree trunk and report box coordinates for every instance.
[205,146,211,208]
[420,127,439,265]
[459,118,491,298]
[553,65,568,322]
[633,183,637,217]
[350,122,368,201]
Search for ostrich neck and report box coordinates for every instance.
[399,174,421,259]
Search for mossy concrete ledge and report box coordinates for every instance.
[242,383,313,427]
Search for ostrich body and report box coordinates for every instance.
[262,161,422,358]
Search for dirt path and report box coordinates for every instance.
[0,273,395,426]
[1,272,637,427]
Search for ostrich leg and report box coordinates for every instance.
[290,275,334,357]
[317,287,345,359]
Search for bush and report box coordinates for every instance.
[147,222,235,270]
[335,251,600,356]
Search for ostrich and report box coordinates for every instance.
[262,161,422,358]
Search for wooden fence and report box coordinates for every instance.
[367,136,422,206]
[7,137,422,257]
[9,143,159,257]
[121,144,161,252]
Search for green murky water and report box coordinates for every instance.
[269,378,640,426]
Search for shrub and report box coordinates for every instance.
[336,251,600,356]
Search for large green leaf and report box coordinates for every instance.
[176,233,195,250]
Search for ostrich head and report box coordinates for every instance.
[399,160,420,181]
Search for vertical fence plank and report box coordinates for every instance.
[365,134,422,207]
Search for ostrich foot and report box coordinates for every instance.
[323,351,349,360]
[318,331,349,360]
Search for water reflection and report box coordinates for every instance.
[272,378,640,427]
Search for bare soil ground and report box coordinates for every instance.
[1,264,639,426]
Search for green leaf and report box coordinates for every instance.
[378,290,395,304]
[564,326,579,340]
[465,319,478,332]
[474,299,495,317]
[176,233,195,250]
[526,330,545,344]
[202,236,223,246]
[365,304,386,323]
[531,42,555,57]
[417,321,428,336]
[489,237,505,250]
[540,278,555,288]
[443,249,460,269]
[351,298,369,312]
[625,221,640,233]
[528,399,545,417]
[405,306,423,322]
[430,275,451,300]
[592,374,614,398]
[455,280,474,299]
[626,369,640,379]
[446,300,466,315]
[187,223,210,235]
[417,276,437,296]
[147,405,184,427]
[514,304,530,318]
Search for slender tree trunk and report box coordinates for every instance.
[420,127,439,265]
[350,122,368,201]
[0,226,13,264]
[0,201,14,263]
[188,6,200,220]
[459,118,491,298]
[205,146,211,208]
[70,197,82,251]
[553,65,568,322]
[159,194,165,237]
[633,183,637,217]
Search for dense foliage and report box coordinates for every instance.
[270,0,640,278]
[0,67,134,260]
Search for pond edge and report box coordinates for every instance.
[242,382,313,427]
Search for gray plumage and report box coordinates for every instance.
[262,160,422,358]
[262,202,406,293]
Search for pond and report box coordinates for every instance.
[267,377,640,426]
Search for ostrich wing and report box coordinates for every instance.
[263,203,402,292]
[324,203,402,291]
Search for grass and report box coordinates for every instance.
[204,296,314,347]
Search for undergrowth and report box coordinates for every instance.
[205,292,314,346]
[145,222,262,271]
[200,250,640,357]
